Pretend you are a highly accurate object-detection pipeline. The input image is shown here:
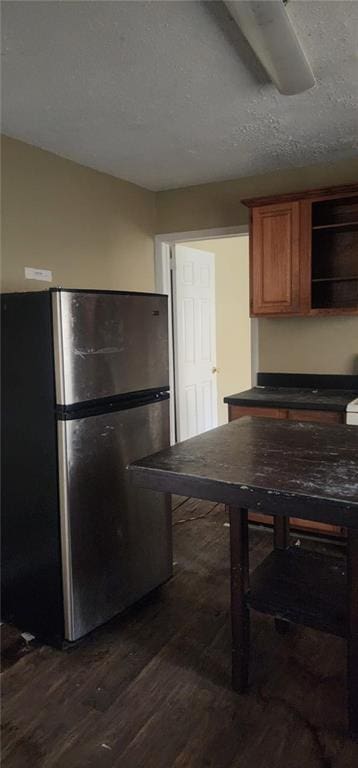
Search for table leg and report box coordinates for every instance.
[347,528,358,740]
[274,515,289,550]
[229,506,250,692]
[274,515,291,635]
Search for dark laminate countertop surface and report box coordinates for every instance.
[224,386,358,412]
[129,417,358,527]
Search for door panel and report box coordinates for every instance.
[53,291,169,405]
[58,398,172,641]
[251,202,301,315]
[173,246,217,442]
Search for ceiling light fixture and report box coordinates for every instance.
[223,0,316,95]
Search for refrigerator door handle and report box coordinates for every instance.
[52,291,67,406]
[57,420,75,640]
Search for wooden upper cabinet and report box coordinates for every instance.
[250,201,302,316]
[244,183,358,318]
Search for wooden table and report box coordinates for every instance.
[128,417,358,739]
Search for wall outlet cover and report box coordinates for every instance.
[24,267,52,282]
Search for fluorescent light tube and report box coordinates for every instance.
[223,0,316,95]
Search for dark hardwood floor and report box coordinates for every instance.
[1,498,358,768]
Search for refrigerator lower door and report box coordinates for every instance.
[57,398,172,641]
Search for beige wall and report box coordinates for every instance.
[157,159,358,376]
[2,135,357,376]
[259,317,358,375]
[156,158,358,233]
[185,237,251,425]
[1,135,156,293]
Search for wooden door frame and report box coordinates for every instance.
[154,225,258,445]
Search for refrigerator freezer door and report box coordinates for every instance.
[58,397,172,641]
[52,291,169,406]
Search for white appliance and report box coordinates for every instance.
[346,398,358,425]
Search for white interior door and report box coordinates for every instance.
[173,245,217,442]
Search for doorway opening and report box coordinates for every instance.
[155,227,257,444]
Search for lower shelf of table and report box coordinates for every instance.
[247,546,347,638]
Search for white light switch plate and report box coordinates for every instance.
[24,267,53,282]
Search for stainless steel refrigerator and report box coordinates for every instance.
[2,288,172,642]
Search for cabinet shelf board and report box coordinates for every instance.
[312,221,358,232]
[312,276,358,283]
[309,307,358,316]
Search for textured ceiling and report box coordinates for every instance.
[1,0,358,190]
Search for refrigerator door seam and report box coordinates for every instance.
[57,421,75,641]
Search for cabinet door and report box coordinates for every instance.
[251,201,301,316]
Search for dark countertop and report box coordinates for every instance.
[224,386,358,412]
[128,417,358,528]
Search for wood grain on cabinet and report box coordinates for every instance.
[228,403,346,537]
[244,183,358,318]
[228,405,287,421]
[298,199,312,313]
[242,183,358,208]
[250,202,301,316]
[289,517,345,537]
[287,409,344,424]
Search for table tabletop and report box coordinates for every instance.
[128,417,358,527]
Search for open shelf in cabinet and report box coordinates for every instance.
[312,276,358,283]
[312,221,358,232]
[311,196,358,311]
